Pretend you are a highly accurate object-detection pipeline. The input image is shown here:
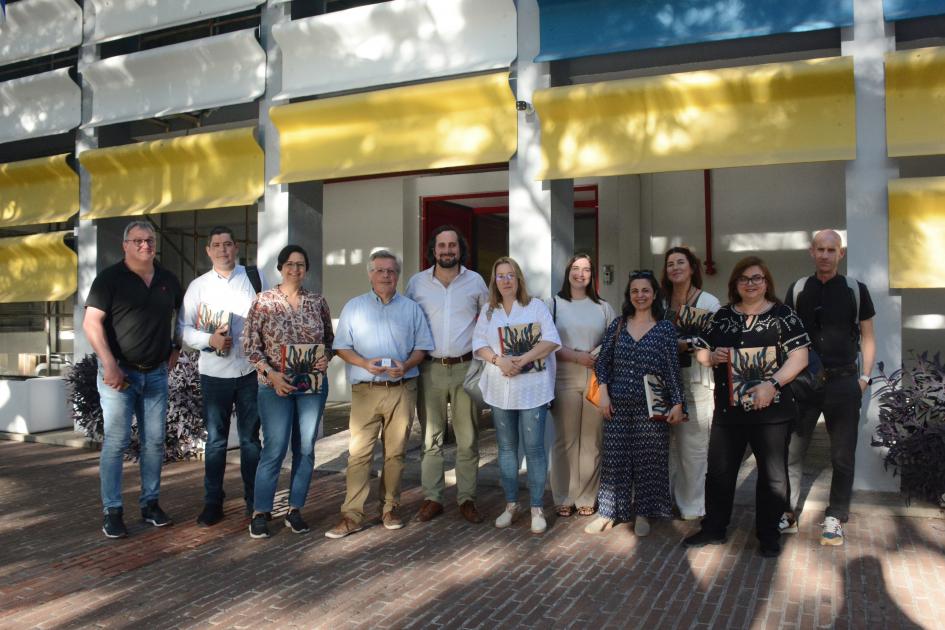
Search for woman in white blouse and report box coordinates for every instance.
[661,246,721,520]
[547,254,616,518]
[473,257,560,534]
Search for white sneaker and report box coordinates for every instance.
[821,516,844,546]
[779,512,798,534]
[634,515,651,537]
[531,507,547,534]
[495,503,519,529]
[584,516,615,534]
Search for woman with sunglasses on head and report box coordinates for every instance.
[547,254,616,518]
[661,247,721,521]
[473,257,561,534]
[242,245,333,539]
[683,256,808,558]
[584,270,685,537]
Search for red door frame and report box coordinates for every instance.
[420,185,600,272]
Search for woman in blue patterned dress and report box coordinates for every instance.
[584,270,686,537]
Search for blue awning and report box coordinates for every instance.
[884,0,945,21]
[535,0,853,62]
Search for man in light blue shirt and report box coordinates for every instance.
[326,250,434,539]
[178,226,264,527]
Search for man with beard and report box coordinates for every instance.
[406,226,489,523]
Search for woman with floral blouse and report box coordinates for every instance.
[242,245,333,539]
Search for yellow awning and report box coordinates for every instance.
[0,154,79,227]
[0,231,76,303]
[79,127,263,219]
[535,56,856,180]
[886,46,945,158]
[888,177,945,289]
[270,72,517,184]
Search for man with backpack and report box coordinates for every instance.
[782,229,876,546]
[178,226,265,526]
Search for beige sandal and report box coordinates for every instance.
[584,516,615,534]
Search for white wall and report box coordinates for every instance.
[642,162,846,302]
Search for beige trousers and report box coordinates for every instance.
[550,365,603,508]
[341,379,417,524]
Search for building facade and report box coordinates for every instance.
[1,0,944,492]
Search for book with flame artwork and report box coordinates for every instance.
[644,374,672,420]
[196,303,233,357]
[728,346,779,408]
[498,323,546,373]
[673,304,713,340]
[280,344,326,394]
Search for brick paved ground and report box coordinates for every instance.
[1,439,944,630]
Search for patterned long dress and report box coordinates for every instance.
[594,318,684,521]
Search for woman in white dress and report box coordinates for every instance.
[661,246,721,521]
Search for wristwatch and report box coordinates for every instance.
[859,374,872,385]
[767,377,782,392]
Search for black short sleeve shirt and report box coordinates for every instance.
[694,302,810,425]
[785,275,875,368]
[86,261,183,367]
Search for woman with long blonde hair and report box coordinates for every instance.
[472,257,560,534]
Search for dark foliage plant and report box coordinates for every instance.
[871,352,945,506]
[66,353,208,462]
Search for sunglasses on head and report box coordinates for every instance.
[630,269,655,279]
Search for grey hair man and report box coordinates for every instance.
[84,220,183,538]
[326,250,435,539]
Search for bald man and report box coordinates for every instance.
[782,230,876,547]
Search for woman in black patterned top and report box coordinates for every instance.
[683,256,809,558]
[584,270,685,538]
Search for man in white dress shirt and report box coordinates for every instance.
[178,226,264,526]
[406,226,489,524]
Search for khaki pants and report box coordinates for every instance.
[417,360,479,505]
[550,365,603,508]
[341,379,417,524]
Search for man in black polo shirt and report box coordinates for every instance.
[782,229,876,547]
[83,220,183,539]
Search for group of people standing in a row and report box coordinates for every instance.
[86,221,874,559]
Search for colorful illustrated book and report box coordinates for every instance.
[196,303,233,357]
[674,305,713,340]
[498,322,546,373]
[280,343,326,395]
[644,374,671,420]
[728,346,779,408]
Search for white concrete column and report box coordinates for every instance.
[509,0,573,298]
[257,1,325,292]
[73,5,100,360]
[841,0,900,492]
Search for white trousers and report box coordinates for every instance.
[668,368,714,518]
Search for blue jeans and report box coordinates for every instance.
[98,364,169,512]
[200,372,261,508]
[253,382,328,513]
[492,405,548,507]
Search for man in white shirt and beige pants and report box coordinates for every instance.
[406,226,489,524]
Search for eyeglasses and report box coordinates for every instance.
[737,274,766,286]
[209,241,235,249]
[124,238,155,248]
[371,268,398,276]
[282,262,306,269]
[630,269,654,279]
[495,273,516,282]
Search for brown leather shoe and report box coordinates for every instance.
[382,509,404,530]
[417,500,444,522]
[324,516,362,539]
[459,500,484,524]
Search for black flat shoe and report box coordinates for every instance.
[196,503,224,527]
[682,530,727,548]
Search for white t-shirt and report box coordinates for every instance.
[546,295,616,381]
[472,298,561,410]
